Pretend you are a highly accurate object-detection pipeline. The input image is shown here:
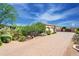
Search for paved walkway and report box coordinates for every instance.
[0,32,74,56]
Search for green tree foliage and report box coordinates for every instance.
[0,3,16,24]
[19,22,46,37]
[32,22,46,33]
[62,27,66,29]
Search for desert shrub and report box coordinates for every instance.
[18,36,26,42]
[17,22,46,38]
[0,27,12,43]
[0,39,2,46]
[10,25,22,41]
[0,28,6,35]
[0,24,5,29]
[32,22,46,34]
[11,33,18,40]
[21,26,31,36]
[11,29,26,42]
[11,29,18,41]
[72,34,79,44]
[0,34,12,43]
[75,28,79,34]
[0,27,11,35]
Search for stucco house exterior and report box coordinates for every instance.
[56,26,62,32]
[45,24,56,34]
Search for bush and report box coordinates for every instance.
[0,39,2,46]
[18,36,26,42]
[72,34,79,44]
[75,28,79,34]
[19,22,46,37]
[21,26,31,36]
[11,29,26,42]
[0,34,12,43]
[0,24,5,29]
[11,30,19,41]
[32,22,46,34]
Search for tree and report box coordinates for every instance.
[61,27,66,32]
[20,22,46,37]
[0,3,16,24]
[32,22,46,34]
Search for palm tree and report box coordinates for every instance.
[0,3,16,24]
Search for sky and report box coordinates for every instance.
[8,3,79,27]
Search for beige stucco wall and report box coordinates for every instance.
[45,25,54,33]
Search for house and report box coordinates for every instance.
[45,24,56,34]
[56,26,62,32]
[56,26,75,32]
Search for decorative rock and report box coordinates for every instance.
[73,44,79,51]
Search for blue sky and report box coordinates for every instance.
[9,3,79,27]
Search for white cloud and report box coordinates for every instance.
[37,7,63,22]
[37,6,79,22]
[63,7,79,16]
[39,14,63,21]
[57,20,79,27]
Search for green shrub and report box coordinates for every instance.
[32,22,46,34]
[0,39,2,46]
[11,30,18,41]
[75,28,79,34]
[0,24,5,29]
[11,29,26,42]
[18,36,26,42]
[12,35,18,41]
[1,34,12,43]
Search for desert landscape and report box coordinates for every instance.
[0,32,75,56]
[0,3,79,56]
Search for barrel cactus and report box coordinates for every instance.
[0,34,12,43]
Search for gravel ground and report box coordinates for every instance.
[0,32,74,56]
[64,42,79,56]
